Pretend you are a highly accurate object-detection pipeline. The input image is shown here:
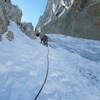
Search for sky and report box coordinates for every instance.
[0,21,100,100]
[11,0,48,28]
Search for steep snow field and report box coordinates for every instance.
[0,22,100,100]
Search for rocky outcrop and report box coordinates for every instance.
[64,0,100,40]
[24,22,36,39]
[0,0,36,40]
[20,22,37,39]
[0,5,7,34]
[5,0,11,4]
[0,0,22,28]
[0,0,22,36]
[0,34,2,41]
[35,0,73,33]
[6,30,14,41]
[36,0,100,40]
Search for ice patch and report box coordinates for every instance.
[51,71,62,77]
[0,64,8,73]
[5,61,12,66]
[29,71,38,76]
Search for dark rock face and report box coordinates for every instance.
[36,0,100,40]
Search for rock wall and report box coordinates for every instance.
[0,5,7,34]
[36,0,100,40]
[65,0,100,40]
[0,0,22,34]
[0,0,36,40]
[35,0,73,33]
[19,22,37,39]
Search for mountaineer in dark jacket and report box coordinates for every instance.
[40,35,48,46]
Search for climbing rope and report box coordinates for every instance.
[34,46,49,100]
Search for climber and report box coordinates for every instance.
[40,34,48,47]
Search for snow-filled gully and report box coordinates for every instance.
[34,47,50,100]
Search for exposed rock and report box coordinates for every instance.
[0,34,2,41]
[4,3,22,25]
[0,0,22,25]
[35,0,72,33]
[6,30,14,41]
[0,5,7,34]
[65,0,100,40]
[36,0,100,40]
[0,0,22,34]
[5,0,11,4]
[0,0,36,40]
[21,22,37,39]
[20,22,26,32]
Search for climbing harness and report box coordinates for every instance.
[34,46,49,100]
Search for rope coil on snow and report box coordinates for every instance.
[34,47,49,100]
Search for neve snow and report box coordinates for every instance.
[0,21,100,100]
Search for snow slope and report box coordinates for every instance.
[0,22,100,100]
